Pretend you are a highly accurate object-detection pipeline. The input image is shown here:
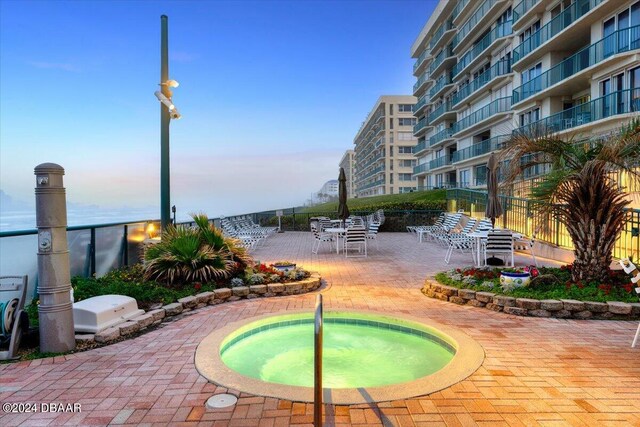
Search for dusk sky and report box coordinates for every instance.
[0,0,436,222]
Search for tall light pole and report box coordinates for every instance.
[157,15,181,230]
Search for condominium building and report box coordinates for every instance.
[411,0,640,191]
[353,95,419,197]
[339,149,356,199]
[318,180,339,198]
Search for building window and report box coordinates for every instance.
[398,104,413,112]
[399,173,414,181]
[519,108,540,127]
[398,146,413,154]
[389,146,394,157]
[389,118,394,129]
[397,132,413,141]
[459,169,470,188]
[389,104,394,115]
[520,20,540,44]
[398,118,417,126]
[400,159,416,167]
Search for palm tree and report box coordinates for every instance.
[500,119,640,283]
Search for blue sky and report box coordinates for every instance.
[0,0,436,219]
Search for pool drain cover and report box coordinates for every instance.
[206,394,237,409]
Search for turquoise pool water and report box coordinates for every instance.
[220,313,456,388]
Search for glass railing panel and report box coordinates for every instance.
[513,25,640,103]
[413,49,429,73]
[453,96,512,133]
[514,88,640,136]
[452,21,512,78]
[451,134,509,162]
[429,156,453,169]
[453,0,470,21]
[413,163,430,174]
[412,140,428,154]
[413,70,430,92]
[429,45,454,74]
[453,59,511,105]
[413,116,429,133]
[429,127,455,146]
[414,95,429,112]
[428,100,452,123]
[429,72,453,98]
[452,0,498,49]
[513,0,604,63]
[95,226,125,276]
[513,0,539,24]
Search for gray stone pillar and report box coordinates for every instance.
[35,163,75,353]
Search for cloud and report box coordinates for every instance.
[27,61,80,72]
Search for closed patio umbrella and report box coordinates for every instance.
[485,152,504,266]
[337,167,350,228]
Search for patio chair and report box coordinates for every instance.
[344,226,367,258]
[483,229,514,267]
[366,222,380,250]
[444,233,475,264]
[311,223,333,254]
[514,234,538,267]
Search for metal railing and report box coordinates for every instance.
[429,127,455,147]
[413,116,430,134]
[413,70,431,93]
[452,59,511,107]
[428,100,453,124]
[513,25,640,104]
[430,18,454,50]
[452,0,499,49]
[414,94,429,113]
[429,45,454,75]
[453,96,512,135]
[429,72,453,99]
[513,0,604,63]
[413,162,430,174]
[413,49,430,74]
[412,140,428,155]
[314,294,323,427]
[429,155,452,170]
[446,187,640,259]
[514,88,640,137]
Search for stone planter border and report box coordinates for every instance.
[77,273,322,345]
[422,279,640,320]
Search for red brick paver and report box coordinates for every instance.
[1,232,639,426]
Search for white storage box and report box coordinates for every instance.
[73,295,144,333]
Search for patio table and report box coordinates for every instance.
[324,227,346,254]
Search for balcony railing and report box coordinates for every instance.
[514,88,640,136]
[429,155,452,170]
[413,70,430,93]
[453,96,512,134]
[513,25,640,104]
[414,94,429,113]
[358,179,385,191]
[428,100,453,123]
[429,72,453,98]
[451,134,509,163]
[413,162,430,174]
[429,127,455,146]
[413,116,430,134]
[429,45,454,75]
[513,0,604,63]
[452,59,511,106]
[513,0,539,24]
[356,166,385,183]
[412,140,428,155]
[452,20,512,78]
[452,0,499,49]
[452,0,470,20]
[430,19,454,50]
[413,49,430,73]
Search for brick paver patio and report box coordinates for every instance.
[1,232,639,426]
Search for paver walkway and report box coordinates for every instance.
[1,232,639,426]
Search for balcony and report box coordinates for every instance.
[413,49,431,76]
[413,162,430,175]
[413,116,431,136]
[429,72,454,99]
[451,134,509,163]
[512,0,604,66]
[429,45,456,78]
[514,88,640,137]
[512,25,640,106]
[451,0,505,52]
[412,140,428,156]
[429,155,453,171]
[356,166,385,183]
[452,59,511,108]
[453,96,512,136]
[428,100,455,126]
[512,0,543,30]
[452,20,512,80]
[429,127,455,147]
[430,19,456,53]
[413,70,432,96]
[452,0,470,25]
[413,94,430,116]
[358,179,385,191]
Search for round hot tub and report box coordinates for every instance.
[195,311,484,404]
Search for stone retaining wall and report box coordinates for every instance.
[422,280,640,320]
[76,273,322,345]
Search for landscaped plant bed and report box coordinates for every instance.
[422,266,640,320]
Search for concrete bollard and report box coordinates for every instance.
[35,163,75,353]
